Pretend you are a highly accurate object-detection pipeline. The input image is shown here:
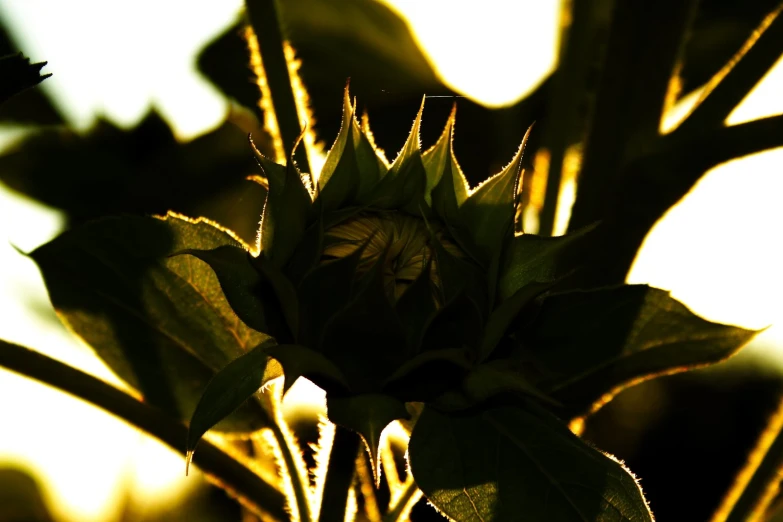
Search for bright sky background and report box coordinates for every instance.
[0,1,782,521]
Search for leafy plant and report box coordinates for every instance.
[1,1,783,521]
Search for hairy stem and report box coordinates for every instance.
[259,389,313,522]
[0,339,287,521]
[317,425,361,522]
[383,479,422,522]
[711,395,783,522]
[245,0,311,173]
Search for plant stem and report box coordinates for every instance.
[245,0,311,174]
[567,0,698,231]
[677,2,783,134]
[537,0,616,236]
[259,389,313,522]
[356,451,382,522]
[711,395,783,522]
[0,339,287,522]
[383,479,422,522]
[317,425,361,522]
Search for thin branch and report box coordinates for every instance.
[245,0,311,173]
[710,395,783,522]
[567,0,698,231]
[0,339,287,522]
[677,2,783,135]
[565,113,783,288]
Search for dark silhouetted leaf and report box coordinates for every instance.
[31,214,271,430]
[327,393,409,486]
[458,127,531,265]
[0,53,50,105]
[525,285,759,416]
[186,339,280,471]
[178,245,268,333]
[0,112,270,244]
[265,343,348,394]
[254,147,312,267]
[409,405,653,521]
[316,86,360,212]
[366,98,427,211]
[497,225,597,300]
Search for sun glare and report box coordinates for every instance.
[379,0,560,107]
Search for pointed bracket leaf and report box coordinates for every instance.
[457,126,532,265]
[409,405,653,521]
[327,393,410,487]
[186,339,281,473]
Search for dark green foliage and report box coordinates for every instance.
[186,339,279,468]
[0,53,50,105]
[3,1,783,520]
[0,112,270,243]
[409,405,654,521]
[523,285,758,417]
[30,215,272,430]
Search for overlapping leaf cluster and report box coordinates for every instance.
[134,89,752,521]
[22,84,758,522]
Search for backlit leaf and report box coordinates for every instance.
[254,145,311,267]
[317,86,360,212]
[458,127,531,265]
[525,285,759,417]
[497,225,596,300]
[409,405,653,522]
[327,393,409,486]
[186,339,280,471]
[31,214,271,431]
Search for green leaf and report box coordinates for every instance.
[420,295,484,354]
[254,144,312,267]
[180,246,298,343]
[352,114,387,203]
[366,98,428,211]
[283,220,324,286]
[177,245,267,333]
[253,256,300,342]
[395,257,438,353]
[327,393,409,486]
[430,136,469,230]
[186,339,280,472]
[265,343,349,395]
[525,285,759,416]
[30,214,271,431]
[409,405,653,522]
[317,86,360,212]
[460,360,559,407]
[297,238,368,347]
[426,225,486,311]
[421,105,456,206]
[458,126,531,264]
[382,348,472,403]
[0,112,268,243]
[497,225,596,300]
[320,248,407,390]
[0,53,51,105]
[478,281,554,362]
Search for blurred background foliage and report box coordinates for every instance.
[0,0,782,521]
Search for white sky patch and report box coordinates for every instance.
[0,0,243,139]
[380,0,560,107]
